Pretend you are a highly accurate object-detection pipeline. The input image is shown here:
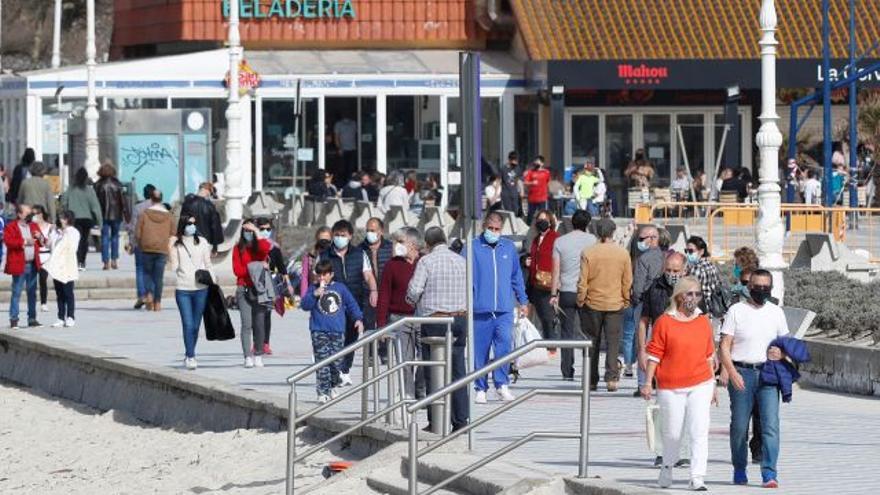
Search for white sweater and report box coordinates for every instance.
[45,226,81,284]
[168,235,215,290]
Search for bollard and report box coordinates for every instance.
[421,336,448,435]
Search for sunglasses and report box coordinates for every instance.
[639,235,657,241]
[685,248,697,254]
[683,291,703,298]
[751,285,772,291]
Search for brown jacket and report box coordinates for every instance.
[136,204,175,254]
[576,241,632,311]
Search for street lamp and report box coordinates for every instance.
[83,0,100,177]
[224,0,244,222]
[756,0,786,301]
[55,85,67,191]
[51,0,62,69]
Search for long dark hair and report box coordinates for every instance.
[686,235,710,258]
[175,216,200,246]
[237,219,259,256]
[73,168,91,189]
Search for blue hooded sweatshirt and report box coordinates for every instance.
[760,336,811,403]
[469,234,528,314]
[300,281,364,334]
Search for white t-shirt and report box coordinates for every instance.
[803,178,821,204]
[721,301,789,364]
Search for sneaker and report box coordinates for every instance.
[624,364,634,377]
[133,299,145,310]
[761,479,779,489]
[10,319,18,330]
[474,391,488,404]
[65,318,75,328]
[51,319,65,328]
[689,477,708,491]
[28,320,42,328]
[184,357,197,370]
[633,390,642,398]
[263,343,273,355]
[41,304,49,312]
[658,465,673,488]
[675,458,691,468]
[607,381,619,392]
[254,356,264,368]
[653,456,663,467]
[495,385,515,401]
[329,387,339,399]
[317,394,331,403]
[733,469,748,485]
[338,373,352,386]
[244,356,255,368]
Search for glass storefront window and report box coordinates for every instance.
[40,97,88,174]
[386,95,440,175]
[108,98,168,110]
[643,114,672,184]
[514,95,539,167]
[714,113,744,169]
[262,98,319,196]
[605,114,633,183]
[481,97,501,172]
[570,115,599,167]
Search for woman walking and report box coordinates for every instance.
[641,276,717,491]
[31,205,56,312]
[45,211,81,327]
[94,162,130,270]
[685,236,728,321]
[526,209,560,352]
[232,220,272,368]
[169,215,215,370]
[299,226,332,298]
[62,168,103,270]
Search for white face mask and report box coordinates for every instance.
[393,242,408,257]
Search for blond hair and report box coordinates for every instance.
[666,276,702,314]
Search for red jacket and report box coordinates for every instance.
[232,238,271,287]
[4,220,43,275]
[524,168,551,203]
[529,230,559,286]
[376,256,417,326]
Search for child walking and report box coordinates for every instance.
[300,260,364,403]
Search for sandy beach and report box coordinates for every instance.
[0,382,338,495]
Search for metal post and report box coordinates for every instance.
[578,349,591,478]
[372,340,381,414]
[55,87,66,192]
[83,0,100,178]
[286,386,296,495]
[51,0,62,68]
[224,0,244,222]
[395,337,409,428]
[408,420,419,495]
[443,324,453,436]
[822,0,833,207]
[422,336,447,435]
[385,336,395,424]
[848,0,858,208]
[361,348,369,419]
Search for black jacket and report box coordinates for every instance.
[500,165,522,213]
[642,276,674,323]
[181,194,223,248]
[94,177,130,222]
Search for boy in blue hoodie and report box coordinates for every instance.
[300,260,364,402]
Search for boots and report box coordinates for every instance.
[152,301,161,312]
[103,261,110,271]
[144,294,154,311]
[111,259,118,270]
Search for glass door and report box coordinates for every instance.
[605,114,633,216]
[643,114,672,185]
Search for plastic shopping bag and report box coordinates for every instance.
[513,317,549,369]
[646,402,661,454]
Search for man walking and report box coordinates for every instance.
[406,227,469,432]
[500,151,523,217]
[577,219,632,391]
[321,219,378,385]
[549,209,596,380]
[181,182,223,252]
[129,184,156,309]
[471,211,529,403]
[622,225,664,382]
[720,269,789,488]
[523,156,551,224]
[4,204,44,329]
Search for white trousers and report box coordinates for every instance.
[657,379,714,479]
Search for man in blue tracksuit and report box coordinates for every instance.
[471,211,529,404]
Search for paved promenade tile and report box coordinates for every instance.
[2,299,879,495]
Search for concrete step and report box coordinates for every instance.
[0,286,239,303]
[0,274,238,291]
[365,465,461,495]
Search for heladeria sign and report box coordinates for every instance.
[221,0,355,20]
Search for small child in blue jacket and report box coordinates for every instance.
[300,259,364,402]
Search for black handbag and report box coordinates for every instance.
[204,284,236,341]
[707,284,732,319]
[195,269,214,286]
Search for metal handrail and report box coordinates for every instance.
[285,316,454,495]
[406,339,593,495]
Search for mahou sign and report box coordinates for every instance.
[616,64,669,85]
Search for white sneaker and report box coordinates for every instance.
[658,465,673,488]
[244,356,255,368]
[41,304,49,312]
[474,391,488,404]
[65,318,75,328]
[495,385,515,402]
[317,394,331,403]
[339,373,352,386]
[689,477,707,491]
[329,388,339,399]
[254,356,264,368]
[184,357,197,370]
[51,319,65,328]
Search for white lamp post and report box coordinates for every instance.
[83,0,100,177]
[51,0,62,68]
[224,0,244,221]
[755,0,786,300]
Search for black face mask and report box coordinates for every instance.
[535,219,550,232]
[750,287,772,305]
[316,239,331,251]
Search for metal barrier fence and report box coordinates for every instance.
[639,201,880,262]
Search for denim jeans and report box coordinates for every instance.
[176,288,208,358]
[620,303,642,366]
[53,280,76,320]
[101,219,122,262]
[9,262,38,321]
[142,252,167,303]
[728,365,781,481]
[134,248,146,299]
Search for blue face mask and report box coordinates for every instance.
[483,230,500,245]
[733,283,749,298]
[242,231,254,242]
[637,240,649,252]
[258,229,272,240]
[184,224,197,237]
[333,235,350,250]
[365,231,379,244]
[686,252,700,264]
